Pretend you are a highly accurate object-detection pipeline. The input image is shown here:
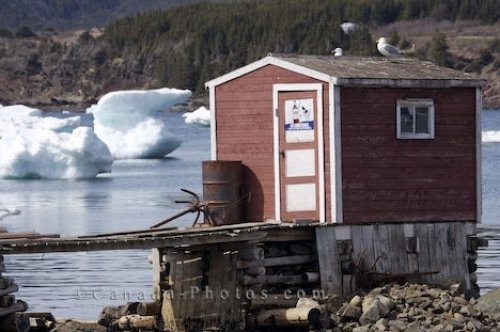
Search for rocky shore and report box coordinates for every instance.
[48,282,500,332]
[331,283,499,332]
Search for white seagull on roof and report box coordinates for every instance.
[377,37,401,57]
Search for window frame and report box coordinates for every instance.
[396,98,435,139]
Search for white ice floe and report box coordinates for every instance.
[88,88,192,159]
[183,106,210,126]
[0,105,113,179]
[377,37,401,57]
[483,131,500,143]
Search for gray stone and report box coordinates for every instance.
[376,301,390,318]
[450,318,465,330]
[342,322,360,332]
[387,319,407,331]
[352,325,370,332]
[349,295,362,307]
[478,288,500,308]
[468,317,485,330]
[338,303,362,321]
[361,296,375,313]
[377,296,394,311]
[454,296,469,306]
[373,318,388,331]
[459,303,480,317]
[359,301,380,325]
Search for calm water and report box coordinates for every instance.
[1,110,500,319]
[1,111,210,318]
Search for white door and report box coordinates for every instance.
[274,84,324,222]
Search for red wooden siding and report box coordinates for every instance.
[341,87,477,223]
[215,65,330,222]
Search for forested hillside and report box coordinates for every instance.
[0,0,499,108]
[0,0,208,30]
[101,0,500,93]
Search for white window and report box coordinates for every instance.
[396,99,435,139]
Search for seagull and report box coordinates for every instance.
[377,37,401,57]
[332,47,343,56]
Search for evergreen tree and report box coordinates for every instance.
[429,32,451,67]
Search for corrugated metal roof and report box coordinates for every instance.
[272,54,481,82]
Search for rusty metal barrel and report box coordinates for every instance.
[202,160,243,225]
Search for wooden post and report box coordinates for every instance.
[161,291,178,332]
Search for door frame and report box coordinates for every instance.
[273,83,325,223]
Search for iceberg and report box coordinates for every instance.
[483,131,500,143]
[88,88,192,159]
[183,106,210,126]
[0,105,113,179]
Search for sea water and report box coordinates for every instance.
[1,110,499,319]
[1,111,210,318]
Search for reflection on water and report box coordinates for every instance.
[6,251,152,317]
[477,226,500,294]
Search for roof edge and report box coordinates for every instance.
[205,55,333,88]
[205,55,487,89]
[336,78,487,88]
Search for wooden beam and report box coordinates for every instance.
[0,231,268,255]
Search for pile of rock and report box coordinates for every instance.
[332,283,500,332]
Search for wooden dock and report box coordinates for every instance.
[0,221,308,255]
[0,221,486,332]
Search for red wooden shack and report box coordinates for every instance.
[205,54,484,224]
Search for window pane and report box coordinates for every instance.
[415,107,429,133]
[400,107,413,133]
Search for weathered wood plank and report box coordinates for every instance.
[351,225,376,284]
[315,227,342,297]
[435,223,452,283]
[180,255,204,327]
[426,224,441,283]
[151,249,162,300]
[372,224,391,274]
[453,223,468,282]
[220,251,241,331]
[388,224,408,275]
[171,253,184,318]
[415,223,431,283]
[0,230,270,254]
